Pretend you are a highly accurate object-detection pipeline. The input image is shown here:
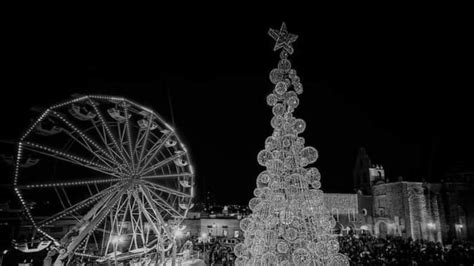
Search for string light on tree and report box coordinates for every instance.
[234,23,350,266]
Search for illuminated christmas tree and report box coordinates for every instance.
[234,23,350,266]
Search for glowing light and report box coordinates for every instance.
[111,235,125,244]
[174,230,184,238]
[427,222,436,229]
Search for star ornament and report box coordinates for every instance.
[268,22,298,54]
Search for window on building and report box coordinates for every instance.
[348,208,357,222]
[222,225,228,237]
[331,208,339,221]
[378,208,385,217]
[207,225,212,235]
[362,208,368,216]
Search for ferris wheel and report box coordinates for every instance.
[13,95,194,263]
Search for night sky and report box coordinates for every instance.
[2,10,472,205]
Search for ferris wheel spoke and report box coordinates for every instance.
[128,198,145,251]
[116,119,125,148]
[141,180,191,198]
[88,100,132,171]
[133,188,172,239]
[109,192,130,247]
[115,119,135,169]
[124,106,136,172]
[100,216,109,255]
[104,213,113,256]
[86,184,95,197]
[140,172,193,180]
[136,115,153,169]
[79,234,92,255]
[63,132,126,176]
[72,187,120,231]
[64,183,131,257]
[140,150,187,177]
[51,111,129,176]
[138,131,173,173]
[54,187,68,213]
[37,183,120,228]
[17,177,121,189]
[64,183,120,224]
[22,142,121,178]
[90,228,101,252]
[94,227,113,235]
[135,207,147,250]
[133,128,146,161]
[108,193,129,238]
[67,133,117,168]
[90,120,121,160]
[61,186,75,209]
[143,184,184,218]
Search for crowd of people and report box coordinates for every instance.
[178,232,474,265]
[338,232,473,265]
[3,233,474,265]
[178,235,238,265]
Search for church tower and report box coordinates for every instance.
[353,147,386,195]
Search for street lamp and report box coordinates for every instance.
[426,222,436,241]
[111,235,124,265]
[1,249,9,266]
[455,223,464,238]
[174,229,184,239]
[427,222,435,229]
[212,223,217,231]
[200,233,209,263]
[171,225,186,266]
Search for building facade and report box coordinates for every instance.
[322,148,474,243]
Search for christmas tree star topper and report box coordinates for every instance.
[268,22,299,55]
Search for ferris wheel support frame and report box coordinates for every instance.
[57,182,132,263]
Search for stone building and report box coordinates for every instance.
[371,181,441,241]
[182,217,241,238]
[321,148,474,243]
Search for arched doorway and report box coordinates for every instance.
[374,220,391,238]
[379,222,388,238]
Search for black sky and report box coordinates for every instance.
[2,9,472,205]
